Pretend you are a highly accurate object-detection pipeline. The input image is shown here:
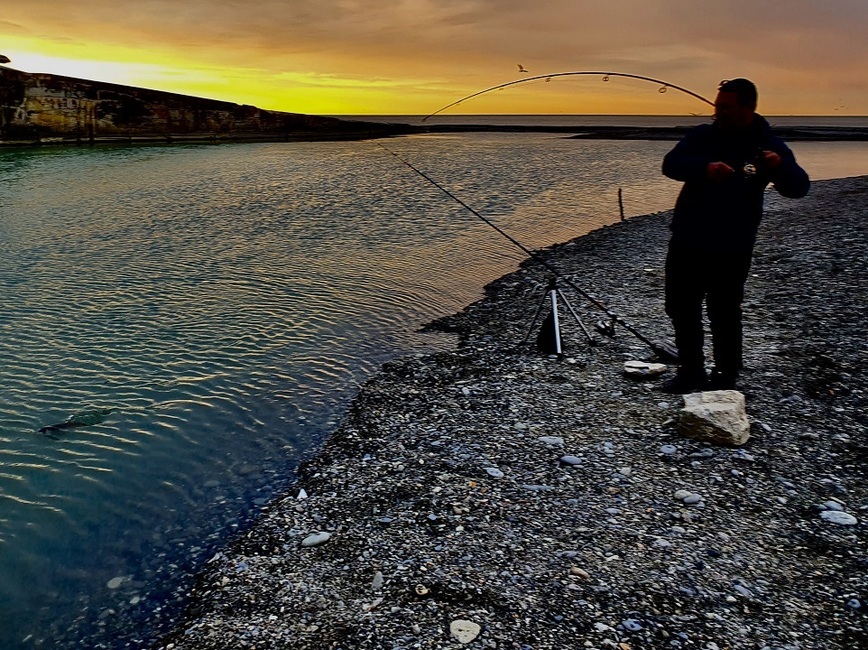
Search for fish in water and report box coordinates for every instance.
[37,407,115,436]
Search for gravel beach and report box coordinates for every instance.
[158,176,866,650]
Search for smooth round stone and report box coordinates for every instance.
[822,500,845,511]
[485,467,505,479]
[846,598,862,609]
[301,531,332,547]
[673,489,693,500]
[560,455,582,466]
[538,436,565,446]
[734,584,753,597]
[820,510,857,525]
[683,494,703,505]
[621,618,643,631]
[107,577,126,590]
[450,619,481,644]
[660,445,678,455]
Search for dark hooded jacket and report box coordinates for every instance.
[662,114,809,253]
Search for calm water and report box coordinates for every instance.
[1,127,865,649]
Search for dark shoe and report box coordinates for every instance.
[659,370,708,394]
[708,369,737,391]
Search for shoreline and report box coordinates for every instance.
[3,123,867,148]
[153,177,866,649]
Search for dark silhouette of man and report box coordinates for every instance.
[661,78,810,393]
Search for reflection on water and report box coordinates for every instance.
[0,133,864,649]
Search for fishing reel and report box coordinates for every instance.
[741,147,769,178]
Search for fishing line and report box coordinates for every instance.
[422,71,714,121]
[374,140,678,361]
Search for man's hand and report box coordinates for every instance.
[707,161,735,181]
[759,150,782,171]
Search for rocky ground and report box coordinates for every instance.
[157,176,866,650]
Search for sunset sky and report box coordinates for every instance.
[2,0,866,117]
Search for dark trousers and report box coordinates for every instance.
[664,238,753,376]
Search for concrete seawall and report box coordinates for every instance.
[0,67,408,146]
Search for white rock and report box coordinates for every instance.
[107,577,126,590]
[820,511,858,525]
[485,467,505,479]
[538,436,565,446]
[623,360,668,378]
[678,390,750,446]
[301,531,332,547]
[450,619,481,644]
[297,489,308,500]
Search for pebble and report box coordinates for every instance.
[621,618,643,631]
[450,619,481,644]
[107,577,126,590]
[560,455,582,466]
[660,445,678,455]
[371,571,384,591]
[538,436,565,446]
[820,511,857,525]
[301,532,332,547]
[570,567,591,579]
[485,467,505,479]
[821,500,844,511]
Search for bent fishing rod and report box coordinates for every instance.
[422,71,714,121]
[375,141,678,362]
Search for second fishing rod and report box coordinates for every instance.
[375,140,679,363]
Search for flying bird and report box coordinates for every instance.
[517,64,529,73]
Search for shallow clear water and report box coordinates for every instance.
[0,131,865,648]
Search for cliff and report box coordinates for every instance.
[0,67,405,145]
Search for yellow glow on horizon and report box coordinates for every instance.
[3,35,857,117]
[2,34,717,116]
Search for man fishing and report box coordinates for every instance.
[660,78,810,393]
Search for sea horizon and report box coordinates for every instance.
[329,114,868,129]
